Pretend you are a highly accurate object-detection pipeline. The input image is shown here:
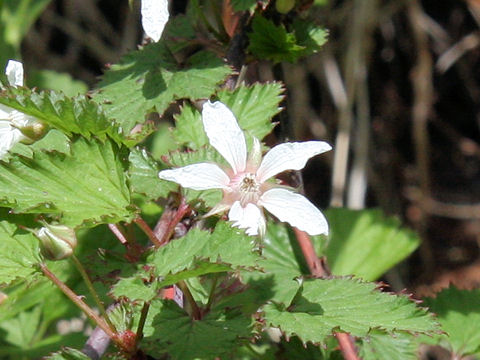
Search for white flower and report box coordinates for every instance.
[0,60,34,159]
[159,101,332,237]
[141,0,170,42]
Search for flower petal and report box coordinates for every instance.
[202,101,247,173]
[256,141,331,183]
[5,60,23,87]
[260,188,328,235]
[228,201,265,236]
[141,0,169,42]
[0,121,24,159]
[159,163,230,190]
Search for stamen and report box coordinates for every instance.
[238,173,260,206]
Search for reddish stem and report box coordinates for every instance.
[335,333,361,360]
[39,264,127,352]
[293,228,361,360]
[108,223,128,244]
[154,198,190,246]
[293,228,326,277]
[134,217,162,247]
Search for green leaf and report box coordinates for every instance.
[93,43,232,134]
[0,220,41,285]
[217,82,283,140]
[45,348,90,360]
[243,222,320,304]
[231,0,257,11]
[0,305,42,347]
[324,208,420,280]
[248,16,305,64]
[0,87,127,145]
[128,148,176,200]
[264,277,439,344]
[292,19,328,57]
[359,330,418,360]
[142,300,252,359]
[27,69,88,97]
[422,287,480,356]
[0,137,134,226]
[113,222,259,301]
[171,103,208,149]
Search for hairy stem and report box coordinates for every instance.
[108,223,128,244]
[71,254,116,333]
[134,216,162,247]
[177,280,201,320]
[293,229,360,360]
[136,302,150,344]
[39,263,124,349]
[154,198,190,246]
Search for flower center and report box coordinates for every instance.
[238,173,260,206]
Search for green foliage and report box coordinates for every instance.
[0,0,52,66]
[45,348,91,360]
[217,82,284,141]
[324,208,420,280]
[358,330,418,360]
[112,222,260,301]
[264,277,439,344]
[231,0,258,11]
[93,43,232,134]
[0,137,134,227]
[171,103,208,149]
[248,16,304,64]
[0,220,41,285]
[248,16,328,63]
[27,69,88,96]
[142,300,252,360]
[128,147,176,201]
[0,87,129,145]
[243,222,320,304]
[422,287,480,356]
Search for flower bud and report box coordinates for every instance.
[34,223,77,261]
[10,114,48,143]
[276,0,295,14]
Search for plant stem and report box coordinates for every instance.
[154,198,190,246]
[293,228,326,277]
[39,263,123,349]
[136,302,150,344]
[108,223,128,244]
[177,280,201,320]
[134,216,162,247]
[293,228,360,360]
[71,254,116,333]
[335,333,361,360]
[205,274,219,312]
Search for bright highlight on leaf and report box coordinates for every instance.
[159,101,331,236]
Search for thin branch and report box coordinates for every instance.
[293,228,326,277]
[136,302,150,344]
[335,333,361,360]
[293,229,360,360]
[71,255,116,333]
[153,198,191,246]
[39,264,124,349]
[108,224,128,245]
[177,280,201,320]
[134,217,162,247]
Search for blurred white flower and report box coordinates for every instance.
[159,101,331,237]
[0,60,33,159]
[141,0,169,42]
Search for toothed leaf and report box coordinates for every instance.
[0,137,134,227]
[264,277,439,344]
